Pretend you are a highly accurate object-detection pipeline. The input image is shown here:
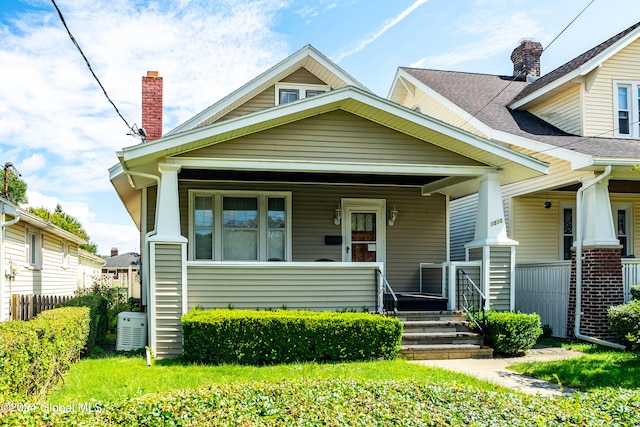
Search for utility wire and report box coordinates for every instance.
[50,0,145,140]
[462,0,597,126]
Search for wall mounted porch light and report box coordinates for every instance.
[334,205,342,225]
[387,206,398,226]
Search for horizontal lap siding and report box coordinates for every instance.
[488,247,512,311]
[181,110,483,166]
[529,85,581,135]
[585,39,640,137]
[450,194,477,261]
[179,183,447,293]
[187,265,377,311]
[154,244,183,358]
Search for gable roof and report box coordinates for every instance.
[165,45,369,136]
[510,21,640,109]
[102,252,140,269]
[395,67,640,167]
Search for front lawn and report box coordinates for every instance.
[509,338,640,391]
[49,355,504,403]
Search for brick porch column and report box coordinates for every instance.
[569,247,624,341]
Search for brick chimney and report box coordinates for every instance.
[142,71,163,142]
[110,247,119,257]
[511,40,543,80]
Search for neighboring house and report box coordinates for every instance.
[101,248,141,299]
[0,200,88,321]
[388,21,640,341]
[78,248,105,289]
[110,46,547,357]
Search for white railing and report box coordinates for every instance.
[622,258,640,302]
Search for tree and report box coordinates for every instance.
[5,170,28,205]
[28,204,98,254]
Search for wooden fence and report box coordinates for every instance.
[11,294,73,321]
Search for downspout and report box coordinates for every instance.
[575,165,626,350]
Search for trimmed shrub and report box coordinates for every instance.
[182,309,402,365]
[479,310,542,356]
[631,284,640,301]
[0,306,90,399]
[60,295,108,351]
[609,299,640,350]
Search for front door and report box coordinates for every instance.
[342,199,386,265]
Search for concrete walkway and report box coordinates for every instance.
[411,346,583,397]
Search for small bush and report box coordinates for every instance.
[60,295,108,351]
[631,284,640,301]
[0,306,90,399]
[609,299,640,350]
[182,309,403,365]
[478,310,542,356]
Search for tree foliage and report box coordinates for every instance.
[5,171,28,205]
[28,204,98,254]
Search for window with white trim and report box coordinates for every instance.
[275,83,330,105]
[614,81,640,138]
[26,228,42,268]
[561,206,575,260]
[61,241,70,268]
[613,205,633,256]
[189,191,291,261]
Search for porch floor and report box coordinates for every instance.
[396,293,448,311]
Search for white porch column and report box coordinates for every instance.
[581,176,618,247]
[465,173,517,311]
[467,173,517,247]
[152,163,187,243]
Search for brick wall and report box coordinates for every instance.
[568,247,624,341]
[142,71,163,142]
[510,40,543,79]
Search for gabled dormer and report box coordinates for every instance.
[166,45,369,136]
[510,21,640,139]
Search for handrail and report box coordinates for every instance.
[378,269,398,316]
[458,268,486,332]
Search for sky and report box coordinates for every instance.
[0,0,638,255]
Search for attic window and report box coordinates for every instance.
[275,83,330,105]
[614,82,640,138]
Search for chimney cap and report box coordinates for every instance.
[146,71,160,77]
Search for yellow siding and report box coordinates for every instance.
[584,38,640,137]
[400,86,487,137]
[488,247,512,311]
[215,87,275,123]
[153,243,184,358]
[187,264,378,311]
[529,85,582,135]
[281,68,326,85]
[179,182,447,293]
[181,110,483,166]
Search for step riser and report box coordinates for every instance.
[397,311,491,360]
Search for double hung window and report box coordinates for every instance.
[190,191,291,261]
[26,228,42,268]
[615,82,640,138]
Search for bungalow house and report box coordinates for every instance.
[110,46,548,358]
[0,199,89,320]
[388,21,640,343]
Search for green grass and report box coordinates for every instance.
[509,338,640,391]
[48,354,505,403]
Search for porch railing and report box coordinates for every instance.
[457,268,486,331]
[378,269,398,316]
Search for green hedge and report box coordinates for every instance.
[182,309,403,364]
[0,306,90,399]
[479,310,542,356]
[631,284,640,301]
[609,299,640,350]
[60,295,108,351]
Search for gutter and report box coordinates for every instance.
[574,165,626,350]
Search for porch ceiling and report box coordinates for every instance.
[179,168,448,186]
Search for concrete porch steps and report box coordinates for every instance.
[398,311,493,360]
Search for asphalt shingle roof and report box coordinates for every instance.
[102,252,140,269]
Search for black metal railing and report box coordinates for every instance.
[457,268,486,331]
[378,269,398,316]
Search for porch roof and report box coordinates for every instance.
[111,86,548,227]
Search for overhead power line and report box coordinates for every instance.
[50,0,146,141]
